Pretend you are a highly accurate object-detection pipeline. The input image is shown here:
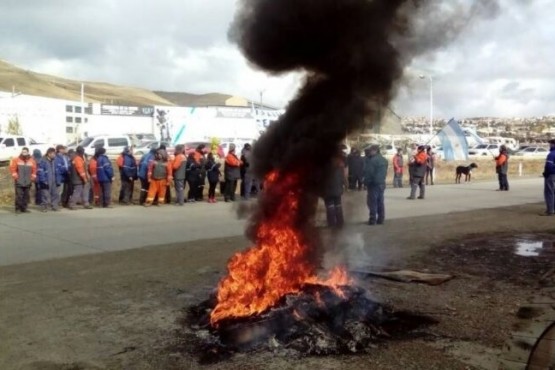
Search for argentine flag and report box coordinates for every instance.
[438,119,469,161]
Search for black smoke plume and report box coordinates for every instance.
[230,0,498,244]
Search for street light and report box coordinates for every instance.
[419,75,433,136]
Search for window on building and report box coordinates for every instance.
[85,107,92,114]
[75,117,82,124]
[66,105,73,113]
[4,138,14,147]
[66,116,73,123]
[17,138,26,146]
[75,106,82,114]
[66,126,74,134]
[107,138,128,147]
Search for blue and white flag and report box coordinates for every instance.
[438,118,469,161]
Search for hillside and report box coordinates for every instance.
[0,59,214,107]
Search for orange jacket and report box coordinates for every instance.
[172,153,186,170]
[414,151,428,165]
[193,151,203,164]
[495,153,507,167]
[393,154,403,173]
[9,156,37,181]
[73,156,89,182]
[88,158,98,181]
[225,153,241,167]
[116,155,124,169]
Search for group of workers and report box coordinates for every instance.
[8,142,256,213]
[9,139,555,224]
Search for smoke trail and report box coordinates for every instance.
[229,0,499,246]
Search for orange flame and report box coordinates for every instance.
[210,171,352,326]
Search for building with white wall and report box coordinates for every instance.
[0,90,283,146]
[0,92,85,144]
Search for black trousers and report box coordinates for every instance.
[224,179,238,201]
[61,180,72,207]
[425,168,434,185]
[498,173,509,191]
[195,176,205,200]
[15,185,31,211]
[348,175,363,190]
[208,181,218,198]
[165,185,171,204]
[324,196,344,228]
[139,178,149,205]
[121,178,134,204]
[187,178,198,200]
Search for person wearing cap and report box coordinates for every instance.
[9,147,37,213]
[364,145,388,225]
[55,145,71,207]
[224,144,242,202]
[541,139,555,216]
[407,145,427,200]
[495,145,509,191]
[69,146,93,210]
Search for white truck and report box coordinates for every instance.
[0,135,52,162]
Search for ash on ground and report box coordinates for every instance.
[179,284,437,364]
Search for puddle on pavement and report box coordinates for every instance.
[433,233,555,285]
[514,238,554,257]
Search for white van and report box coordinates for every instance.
[74,135,134,158]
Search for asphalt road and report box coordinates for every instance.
[0,177,544,267]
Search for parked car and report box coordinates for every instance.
[468,144,500,157]
[0,135,51,162]
[71,135,134,158]
[127,133,156,145]
[133,141,173,157]
[514,146,549,158]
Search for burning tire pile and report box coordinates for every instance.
[175,0,499,365]
[184,284,437,364]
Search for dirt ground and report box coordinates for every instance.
[1,203,554,370]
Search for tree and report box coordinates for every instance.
[6,116,23,135]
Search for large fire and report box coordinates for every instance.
[210,171,351,326]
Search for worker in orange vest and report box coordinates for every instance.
[9,147,37,213]
[144,149,173,206]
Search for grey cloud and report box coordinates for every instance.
[0,0,554,116]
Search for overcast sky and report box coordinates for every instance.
[1,0,553,118]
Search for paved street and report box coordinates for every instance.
[0,177,544,266]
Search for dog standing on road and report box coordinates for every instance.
[455,163,478,183]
